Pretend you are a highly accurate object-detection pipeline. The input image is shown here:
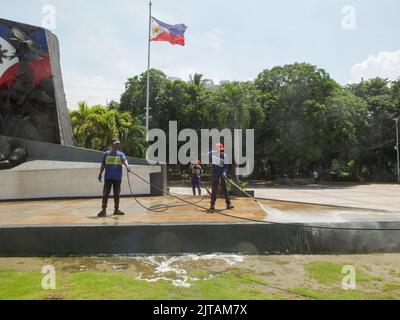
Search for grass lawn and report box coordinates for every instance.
[0,255,400,300]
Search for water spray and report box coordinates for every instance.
[127,169,400,231]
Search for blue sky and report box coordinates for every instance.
[3,0,400,108]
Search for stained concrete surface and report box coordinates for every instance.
[1,194,399,227]
[0,196,266,226]
[171,184,400,212]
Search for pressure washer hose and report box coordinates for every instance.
[126,169,208,212]
[127,169,400,231]
[224,176,270,216]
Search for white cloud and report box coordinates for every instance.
[349,50,400,83]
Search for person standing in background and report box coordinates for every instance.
[190,160,203,196]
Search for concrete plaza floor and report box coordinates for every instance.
[1,184,400,227]
[0,196,266,226]
[171,183,400,212]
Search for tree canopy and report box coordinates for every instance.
[69,102,147,158]
[70,63,400,181]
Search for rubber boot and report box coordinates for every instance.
[98,209,107,217]
[113,209,125,216]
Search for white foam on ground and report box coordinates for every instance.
[134,254,244,287]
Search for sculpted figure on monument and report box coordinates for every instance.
[0,19,60,144]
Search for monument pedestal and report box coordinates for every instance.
[0,160,161,200]
[0,18,167,200]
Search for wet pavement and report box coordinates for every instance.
[171,183,400,212]
[1,191,400,227]
[171,185,400,223]
[170,184,400,212]
[0,196,266,226]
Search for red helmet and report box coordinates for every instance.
[216,143,224,151]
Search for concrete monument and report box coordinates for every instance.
[0,18,73,146]
[0,18,166,199]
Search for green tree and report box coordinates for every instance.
[69,102,147,157]
[348,78,399,179]
[119,69,168,129]
[189,73,205,86]
[69,101,92,148]
[211,81,263,130]
[115,66,399,182]
[254,63,366,178]
[391,79,400,109]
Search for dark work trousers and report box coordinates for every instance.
[102,180,122,210]
[191,176,201,195]
[210,175,231,207]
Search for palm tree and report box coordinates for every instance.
[215,82,252,129]
[213,82,262,183]
[189,73,204,86]
[69,102,147,157]
[69,101,91,148]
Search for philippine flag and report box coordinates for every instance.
[150,17,187,46]
[0,22,52,89]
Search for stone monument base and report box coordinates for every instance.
[0,135,167,199]
[0,160,161,200]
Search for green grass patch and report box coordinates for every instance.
[192,269,270,300]
[0,270,50,300]
[289,287,398,300]
[306,261,383,285]
[189,270,209,279]
[65,272,175,300]
[290,287,363,300]
[298,261,396,300]
[1,262,397,300]
[384,282,400,292]
[0,268,276,300]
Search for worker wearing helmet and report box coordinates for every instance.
[190,160,203,196]
[207,143,234,212]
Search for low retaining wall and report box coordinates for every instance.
[0,135,167,198]
[1,221,399,256]
[0,161,160,200]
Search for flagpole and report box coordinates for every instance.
[146,1,152,132]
